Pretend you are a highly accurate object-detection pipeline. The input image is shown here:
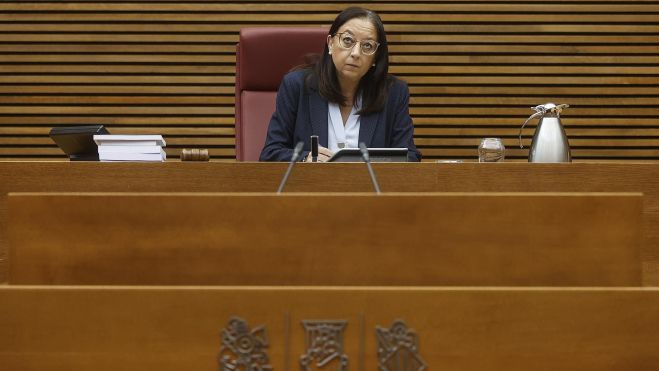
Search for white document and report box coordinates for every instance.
[93,135,166,147]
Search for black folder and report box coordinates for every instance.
[49,125,110,161]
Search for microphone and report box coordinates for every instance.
[277,141,304,194]
[359,142,381,194]
[310,135,319,162]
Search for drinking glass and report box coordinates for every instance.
[478,138,505,162]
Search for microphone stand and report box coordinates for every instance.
[277,141,304,194]
[359,142,381,194]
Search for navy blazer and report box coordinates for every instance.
[259,70,422,162]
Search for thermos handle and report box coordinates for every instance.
[518,111,543,149]
[555,104,570,116]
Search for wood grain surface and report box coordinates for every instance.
[1,162,658,285]
[7,192,642,286]
[2,286,659,371]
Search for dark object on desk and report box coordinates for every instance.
[310,135,319,162]
[181,148,209,161]
[49,125,109,161]
[328,148,408,162]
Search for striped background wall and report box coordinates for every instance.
[1,1,658,161]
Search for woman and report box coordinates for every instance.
[259,7,421,162]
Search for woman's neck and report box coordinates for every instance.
[339,79,358,107]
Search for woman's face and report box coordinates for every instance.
[327,17,378,88]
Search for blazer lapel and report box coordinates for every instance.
[358,112,379,147]
[309,91,329,147]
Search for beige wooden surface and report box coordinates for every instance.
[2,286,659,371]
[0,1,658,161]
[0,162,658,285]
[7,192,642,286]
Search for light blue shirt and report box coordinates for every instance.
[327,98,361,153]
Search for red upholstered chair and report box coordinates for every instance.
[235,27,328,161]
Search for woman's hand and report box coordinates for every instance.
[306,146,334,162]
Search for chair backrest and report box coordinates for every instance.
[235,27,328,161]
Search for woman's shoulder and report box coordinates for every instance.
[387,75,408,89]
[282,68,311,85]
[386,75,410,99]
[279,68,318,97]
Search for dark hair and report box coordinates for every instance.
[307,7,392,115]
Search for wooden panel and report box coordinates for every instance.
[7,192,642,286]
[2,286,659,371]
[1,162,658,285]
[0,1,658,161]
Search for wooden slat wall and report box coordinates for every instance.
[0,1,658,161]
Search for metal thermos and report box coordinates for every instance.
[518,103,571,163]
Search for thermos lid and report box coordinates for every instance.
[532,103,569,116]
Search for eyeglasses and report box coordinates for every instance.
[333,32,380,55]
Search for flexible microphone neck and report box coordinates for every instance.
[359,142,381,194]
[277,141,304,194]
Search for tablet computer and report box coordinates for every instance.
[49,125,110,161]
[327,148,408,162]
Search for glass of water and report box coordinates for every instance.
[478,138,505,162]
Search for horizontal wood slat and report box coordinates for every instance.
[0,1,658,161]
[3,3,659,11]
[7,64,659,75]
[3,44,659,54]
[4,24,659,33]
[6,34,659,44]
[5,96,659,106]
[5,13,659,23]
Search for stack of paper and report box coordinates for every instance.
[93,135,166,162]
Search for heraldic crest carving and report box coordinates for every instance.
[219,316,272,371]
[376,320,427,371]
[300,320,349,371]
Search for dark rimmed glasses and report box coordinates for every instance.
[333,32,380,55]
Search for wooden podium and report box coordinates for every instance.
[1,165,658,370]
[8,192,642,286]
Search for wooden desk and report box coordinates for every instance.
[2,286,659,371]
[8,192,642,286]
[1,162,658,284]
